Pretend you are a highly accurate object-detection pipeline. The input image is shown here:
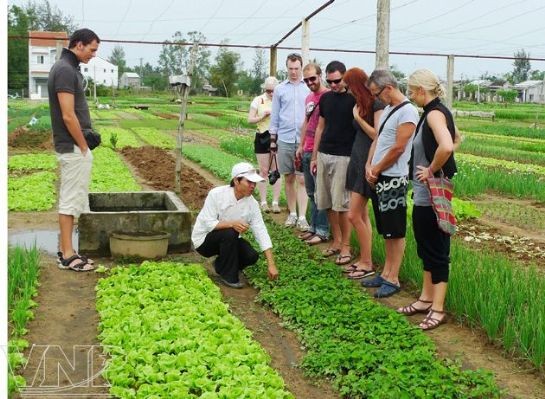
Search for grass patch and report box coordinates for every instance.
[8,171,56,211]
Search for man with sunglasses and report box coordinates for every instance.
[363,69,419,298]
[311,60,357,266]
[269,53,310,230]
[295,63,330,245]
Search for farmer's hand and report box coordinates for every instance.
[268,264,279,280]
[231,220,249,234]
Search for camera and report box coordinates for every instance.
[268,170,280,185]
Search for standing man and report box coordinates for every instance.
[192,162,279,288]
[269,53,310,230]
[363,69,419,298]
[311,61,356,266]
[48,28,100,272]
[295,63,330,245]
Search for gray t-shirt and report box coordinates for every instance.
[371,100,418,177]
[412,126,432,206]
[48,48,92,153]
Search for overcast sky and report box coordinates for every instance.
[8,0,545,80]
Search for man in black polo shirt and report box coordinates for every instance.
[48,28,100,272]
[311,60,356,266]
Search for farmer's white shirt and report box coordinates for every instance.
[191,185,273,252]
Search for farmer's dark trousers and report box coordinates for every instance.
[196,228,259,284]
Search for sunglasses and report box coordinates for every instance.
[372,86,387,97]
[265,89,274,94]
[303,75,318,84]
[326,78,343,85]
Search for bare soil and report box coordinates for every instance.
[8,127,54,151]
[10,141,545,398]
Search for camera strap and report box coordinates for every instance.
[268,152,278,171]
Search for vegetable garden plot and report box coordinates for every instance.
[97,262,294,399]
[90,147,142,192]
[131,127,176,149]
[8,171,56,212]
[99,127,143,149]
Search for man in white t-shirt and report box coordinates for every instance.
[363,69,419,298]
[192,162,279,288]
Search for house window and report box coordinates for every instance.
[104,69,106,73]
[84,67,88,72]
[103,80,106,84]
[111,69,114,73]
[37,55,45,64]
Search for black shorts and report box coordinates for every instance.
[374,175,409,239]
[254,131,271,154]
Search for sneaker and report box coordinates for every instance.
[272,203,281,214]
[296,217,310,232]
[284,214,298,227]
[220,278,244,289]
[261,203,270,213]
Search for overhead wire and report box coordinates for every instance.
[140,0,175,41]
[114,0,133,37]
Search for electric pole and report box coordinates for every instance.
[375,0,390,69]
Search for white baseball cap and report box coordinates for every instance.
[231,162,265,183]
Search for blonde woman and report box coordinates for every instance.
[248,77,282,213]
[397,69,460,330]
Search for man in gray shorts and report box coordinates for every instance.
[311,61,356,266]
[269,53,310,230]
[48,28,100,272]
[364,69,419,297]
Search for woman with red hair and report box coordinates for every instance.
[342,68,384,279]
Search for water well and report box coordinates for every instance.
[78,191,191,256]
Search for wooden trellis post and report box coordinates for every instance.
[174,43,199,194]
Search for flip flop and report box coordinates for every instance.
[342,264,358,273]
[335,254,353,266]
[322,248,340,258]
[298,231,315,241]
[347,269,375,280]
[306,235,328,246]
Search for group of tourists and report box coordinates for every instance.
[236,53,459,330]
[49,27,457,332]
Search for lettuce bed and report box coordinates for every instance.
[96,262,293,399]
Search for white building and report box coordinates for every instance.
[80,57,118,88]
[515,80,545,103]
[120,72,141,88]
[28,31,68,99]
[28,31,117,99]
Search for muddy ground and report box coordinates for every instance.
[9,139,545,398]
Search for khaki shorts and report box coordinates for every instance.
[277,141,303,176]
[57,145,93,217]
[316,152,350,211]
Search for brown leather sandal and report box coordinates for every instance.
[396,299,432,316]
[419,309,447,331]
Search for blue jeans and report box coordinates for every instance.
[302,152,329,238]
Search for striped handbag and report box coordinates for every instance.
[427,172,456,235]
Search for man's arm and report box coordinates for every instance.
[296,118,308,160]
[269,86,281,136]
[370,122,415,177]
[58,92,89,153]
[310,116,325,163]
